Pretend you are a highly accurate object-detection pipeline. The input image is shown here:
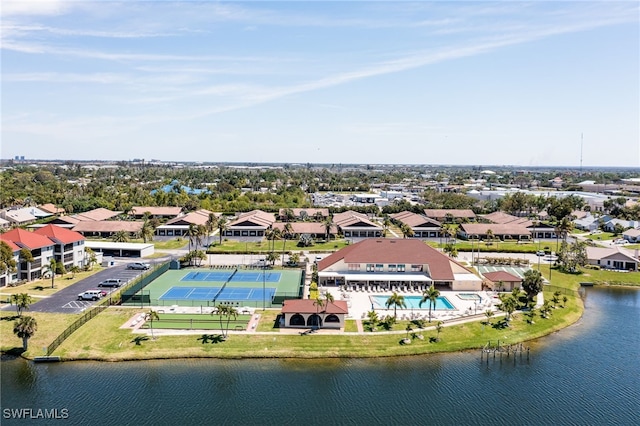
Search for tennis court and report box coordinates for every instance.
[477,266,531,278]
[122,267,304,308]
[181,271,281,283]
[160,286,276,302]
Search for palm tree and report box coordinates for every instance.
[205,213,218,246]
[281,223,294,264]
[313,294,325,329]
[219,305,238,338]
[486,228,494,246]
[419,285,440,323]
[400,223,414,238]
[85,248,97,270]
[13,316,37,351]
[435,321,443,341]
[484,309,494,325]
[42,257,58,288]
[385,292,406,319]
[11,293,33,317]
[382,216,392,237]
[282,208,295,222]
[145,310,160,340]
[139,220,155,243]
[323,216,334,240]
[112,230,129,243]
[217,217,228,245]
[498,294,517,323]
[366,310,379,331]
[186,223,198,253]
[69,265,80,279]
[266,251,279,266]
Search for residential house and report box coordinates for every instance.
[317,239,482,291]
[0,240,20,286]
[390,211,442,238]
[481,271,523,292]
[458,223,532,241]
[38,204,65,215]
[280,299,348,329]
[424,209,476,223]
[622,228,640,243]
[72,221,144,238]
[603,219,640,233]
[586,246,638,271]
[225,210,276,238]
[278,208,329,221]
[333,210,382,239]
[33,225,86,270]
[573,213,610,232]
[131,206,182,220]
[0,228,55,281]
[156,209,218,237]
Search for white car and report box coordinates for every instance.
[127,262,150,270]
[613,239,628,245]
[78,290,103,301]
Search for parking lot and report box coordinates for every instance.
[27,261,156,314]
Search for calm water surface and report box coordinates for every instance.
[2,287,639,426]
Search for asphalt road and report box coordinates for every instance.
[27,262,157,314]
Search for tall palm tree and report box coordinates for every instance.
[145,310,160,340]
[281,223,294,265]
[69,265,80,279]
[382,216,392,237]
[214,305,238,338]
[205,213,218,246]
[217,217,228,245]
[85,248,97,270]
[13,315,37,351]
[11,293,33,317]
[42,257,58,288]
[186,223,198,253]
[313,294,325,329]
[419,285,440,323]
[385,292,406,319]
[139,220,155,243]
[322,216,333,241]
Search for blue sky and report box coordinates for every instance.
[2,1,638,167]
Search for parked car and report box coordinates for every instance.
[98,279,122,288]
[92,289,108,297]
[613,239,628,245]
[78,290,103,301]
[536,250,546,256]
[127,262,150,270]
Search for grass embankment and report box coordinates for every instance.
[15,263,637,361]
[0,311,81,357]
[52,291,582,361]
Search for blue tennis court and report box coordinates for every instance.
[159,286,277,302]
[181,271,282,283]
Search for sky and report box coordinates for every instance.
[1,1,639,167]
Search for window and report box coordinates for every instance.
[397,264,405,272]
[348,263,361,271]
[389,264,396,272]
[411,264,422,272]
[366,264,374,272]
[375,264,383,272]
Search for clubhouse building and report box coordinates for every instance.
[317,239,482,291]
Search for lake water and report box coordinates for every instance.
[2,287,639,425]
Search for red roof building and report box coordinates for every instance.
[281,299,348,329]
[318,239,481,291]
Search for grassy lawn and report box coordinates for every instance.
[538,266,640,288]
[0,268,104,298]
[343,320,358,332]
[0,310,80,357]
[141,313,252,330]
[428,240,542,253]
[52,293,582,360]
[254,310,281,332]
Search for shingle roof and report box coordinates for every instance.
[281,299,348,315]
[229,210,275,227]
[72,221,144,233]
[34,224,85,244]
[0,228,54,249]
[483,271,522,282]
[424,209,476,219]
[39,203,65,214]
[74,208,121,221]
[0,239,20,252]
[391,211,441,228]
[165,209,217,226]
[333,211,381,229]
[131,206,182,217]
[481,211,531,225]
[319,239,455,281]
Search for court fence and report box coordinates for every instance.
[119,262,171,305]
[121,291,302,309]
[46,305,107,356]
[45,262,171,356]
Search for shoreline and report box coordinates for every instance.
[5,295,585,362]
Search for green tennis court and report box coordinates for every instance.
[124,267,304,308]
[141,313,252,330]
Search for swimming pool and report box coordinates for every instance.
[370,295,456,310]
[457,293,482,302]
